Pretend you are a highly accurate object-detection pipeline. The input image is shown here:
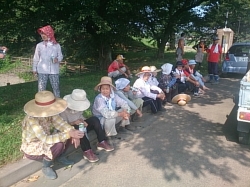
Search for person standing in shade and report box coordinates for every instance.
[192,39,207,71]
[33,25,63,97]
[206,36,222,84]
[176,33,186,61]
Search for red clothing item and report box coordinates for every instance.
[108,60,125,72]
[206,44,222,63]
[37,25,57,44]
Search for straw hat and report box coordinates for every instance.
[150,66,161,73]
[94,76,116,91]
[116,55,125,60]
[171,94,191,106]
[24,91,67,117]
[63,89,90,111]
[135,66,152,76]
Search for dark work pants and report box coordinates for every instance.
[165,87,178,102]
[74,116,106,152]
[142,96,162,113]
[208,62,218,75]
[177,82,187,94]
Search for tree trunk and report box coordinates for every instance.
[169,32,176,50]
[98,44,112,70]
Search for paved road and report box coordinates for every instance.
[12,74,250,187]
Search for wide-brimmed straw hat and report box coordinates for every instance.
[63,89,90,111]
[135,66,152,76]
[94,76,116,91]
[24,91,67,117]
[171,94,191,106]
[150,66,161,73]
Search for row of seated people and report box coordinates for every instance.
[20,59,208,180]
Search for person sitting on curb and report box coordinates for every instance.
[60,89,114,163]
[158,63,178,106]
[20,91,84,180]
[133,66,165,114]
[187,60,209,94]
[107,55,133,80]
[173,61,188,94]
[115,78,143,122]
[92,76,133,136]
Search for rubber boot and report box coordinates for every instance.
[57,152,74,165]
[208,74,214,83]
[211,75,219,85]
[42,158,57,180]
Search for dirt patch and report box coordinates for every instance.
[0,73,25,86]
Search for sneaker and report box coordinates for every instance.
[118,126,133,134]
[165,102,173,106]
[125,125,136,131]
[211,81,219,85]
[193,92,200,97]
[97,141,114,152]
[83,149,99,163]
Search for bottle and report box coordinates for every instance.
[79,123,85,132]
[166,87,170,93]
[51,54,55,63]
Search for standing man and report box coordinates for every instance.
[33,25,63,98]
[206,36,222,84]
[176,33,186,61]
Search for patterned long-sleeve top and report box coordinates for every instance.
[21,115,74,159]
[115,90,138,110]
[158,73,177,90]
[33,41,63,74]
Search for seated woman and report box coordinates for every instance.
[60,89,114,163]
[182,60,203,97]
[133,66,165,114]
[20,91,84,180]
[92,76,133,136]
[187,60,209,94]
[115,78,143,122]
[173,61,188,94]
[158,63,178,106]
[107,55,132,80]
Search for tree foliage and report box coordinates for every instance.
[0,0,250,66]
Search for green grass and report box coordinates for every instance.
[0,47,208,167]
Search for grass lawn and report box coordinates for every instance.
[0,48,207,167]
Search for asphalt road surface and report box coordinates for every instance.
[12,74,250,187]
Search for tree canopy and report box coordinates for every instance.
[1,0,250,67]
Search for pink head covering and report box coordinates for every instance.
[37,25,57,44]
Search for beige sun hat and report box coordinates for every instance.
[63,89,90,111]
[24,91,67,117]
[135,66,152,76]
[116,54,125,60]
[94,76,116,91]
[171,94,191,106]
[150,66,161,73]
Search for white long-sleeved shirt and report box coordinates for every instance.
[33,41,63,74]
[133,78,158,100]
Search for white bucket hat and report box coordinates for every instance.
[161,63,173,75]
[24,91,67,117]
[63,89,90,111]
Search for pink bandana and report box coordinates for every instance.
[37,25,57,44]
